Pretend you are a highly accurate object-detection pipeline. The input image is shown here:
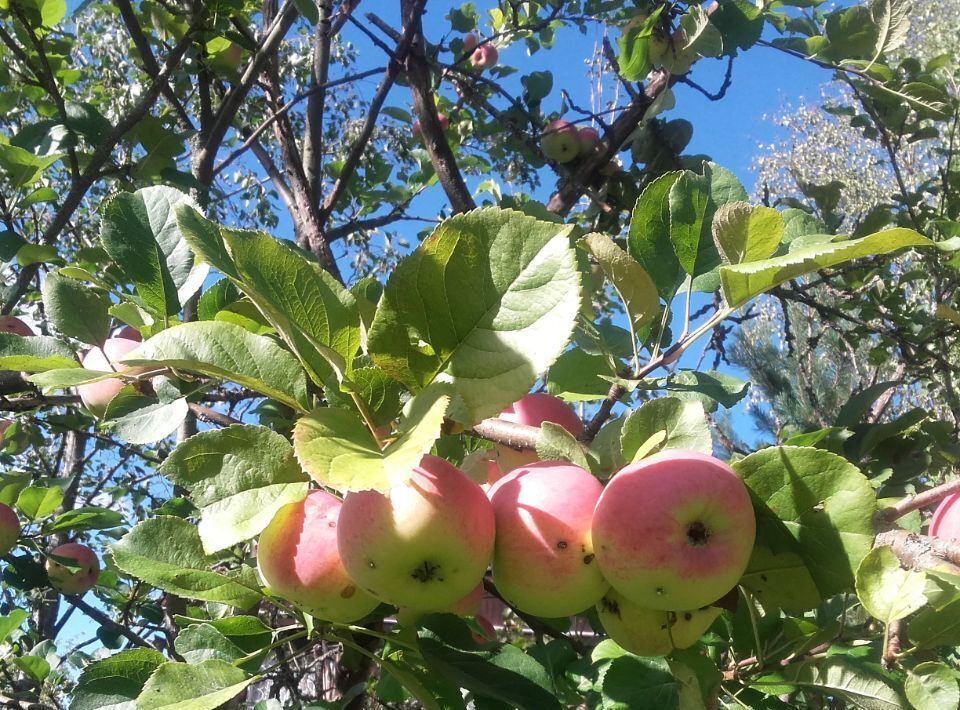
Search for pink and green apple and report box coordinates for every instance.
[930,494,960,541]
[540,120,580,164]
[488,461,608,617]
[0,502,20,556]
[0,316,33,336]
[257,490,379,622]
[76,337,147,418]
[470,43,498,70]
[592,449,756,610]
[491,393,584,480]
[596,588,721,656]
[337,455,495,612]
[46,543,99,595]
[577,126,600,155]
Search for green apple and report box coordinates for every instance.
[596,588,721,656]
[541,120,580,164]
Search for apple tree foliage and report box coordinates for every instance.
[0,0,958,708]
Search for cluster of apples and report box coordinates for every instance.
[540,119,600,164]
[257,393,757,656]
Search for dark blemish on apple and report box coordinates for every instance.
[583,553,595,565]
[557,540,568,549]
[656,587,665,595]
[760,574,768,582]
[683,612,692,621]
[341,585,356,598]
[686,521,710,546]
[411,560,441,583]
[601,597,620,618]
[328,521,337,528]
[367,559,376,569]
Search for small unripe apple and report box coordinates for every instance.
[577,127,600,155]
[76,337,146,418]
[492,393,584,478]
[540,119,580,164]
[337,455,495,612]
[596,588,721,656]
[412,112,450,140]
[930,494,960,541]
[257,490,380,622]
[470,43,498,70]
[0,502,21,556]
[46,543,99,595]
[489,461,608,617]
[0,316,33,336]
[463,33,479,54]
[208,41,243,76]
[592,449,756,611]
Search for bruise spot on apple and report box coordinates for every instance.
[411,560,442,583]
[583,553,595,565]
[683,612,693,621]
[341,585,356,599]
[600,596,621,618]
[686,521,710,546]
[328,520,337,528]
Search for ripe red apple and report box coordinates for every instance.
[337,455,495,612]
[0,316,33,336]
[492,393,584,479]
[930,494,960,541]
[488,461,608,617]
[46,543,99,595]
[412,112,450,140]
[257,490,379,622]
[76,337,145,417]
[541,119,580,164]
[596,588,721,656]
[114,325,142,341]
[578,126,600,155]
[470,43,498,70]
[592,449,756,610]
[0,502,20,556]
[463,33,479,54]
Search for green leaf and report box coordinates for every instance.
[733,446,876,601]
[752,657,902,709]
[112,516,262,608]
[740,545,822,612]
[601,654,678,709]
[137,660,254,710]
[620,397,712,462]
[159,425,309,554]
[16,485,64,520]
[905,663,958,710]
[72,649,167,710]
[28,367,123,393]
[368,207,580,424]
[0,144,62,187]
[46,507,123,533]
[0,334,78,372]
[836,380,902,426]
[712,202,784,264]
[41,270,112,345]
[100,188,192,317]
[292,0,319,24]
[909,596,960,649]
[126,321,310,412]
[176,206,360,385]
[13,656,50,681]
[670,171,715,277]
[536,421,591,470]
[628,172,684,299]
[174,624,250,665]
[662,370,750,412]
[720,228,932,307]
[679,5,723,58]
[102,395,189,445]
[293,384,450,492]
[546,348,617,402]
[616,11,660,81]
[855,545,927,624]
[0,609,28,644]
[580,233,659,331]
[418,615,560,710]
